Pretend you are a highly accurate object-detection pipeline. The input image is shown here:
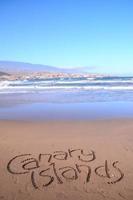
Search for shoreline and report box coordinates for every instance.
[1,101,133,121]
[1,117,133,123]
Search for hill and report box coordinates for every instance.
[0,61,93,74]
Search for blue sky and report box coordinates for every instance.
[0,0,133,74]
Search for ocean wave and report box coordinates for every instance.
[1,77,133,93]
[1,84,133,93]
[1,78,133,86]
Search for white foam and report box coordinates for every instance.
[1,78,133,93]
[0,85,133,93]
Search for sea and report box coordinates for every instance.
[0,76,133,120]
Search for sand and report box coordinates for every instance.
[0,119,133,200]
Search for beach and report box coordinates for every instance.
[1,0,133,199]
[0,74,133,200]
[0,119,133,200]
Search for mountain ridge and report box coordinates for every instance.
[0,60,93,74]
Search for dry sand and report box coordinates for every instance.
[0,119,133,200]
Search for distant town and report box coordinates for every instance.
[0,61,105,81]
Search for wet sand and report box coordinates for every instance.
[0,119,133,200]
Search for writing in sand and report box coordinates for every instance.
[7,148,124,190]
